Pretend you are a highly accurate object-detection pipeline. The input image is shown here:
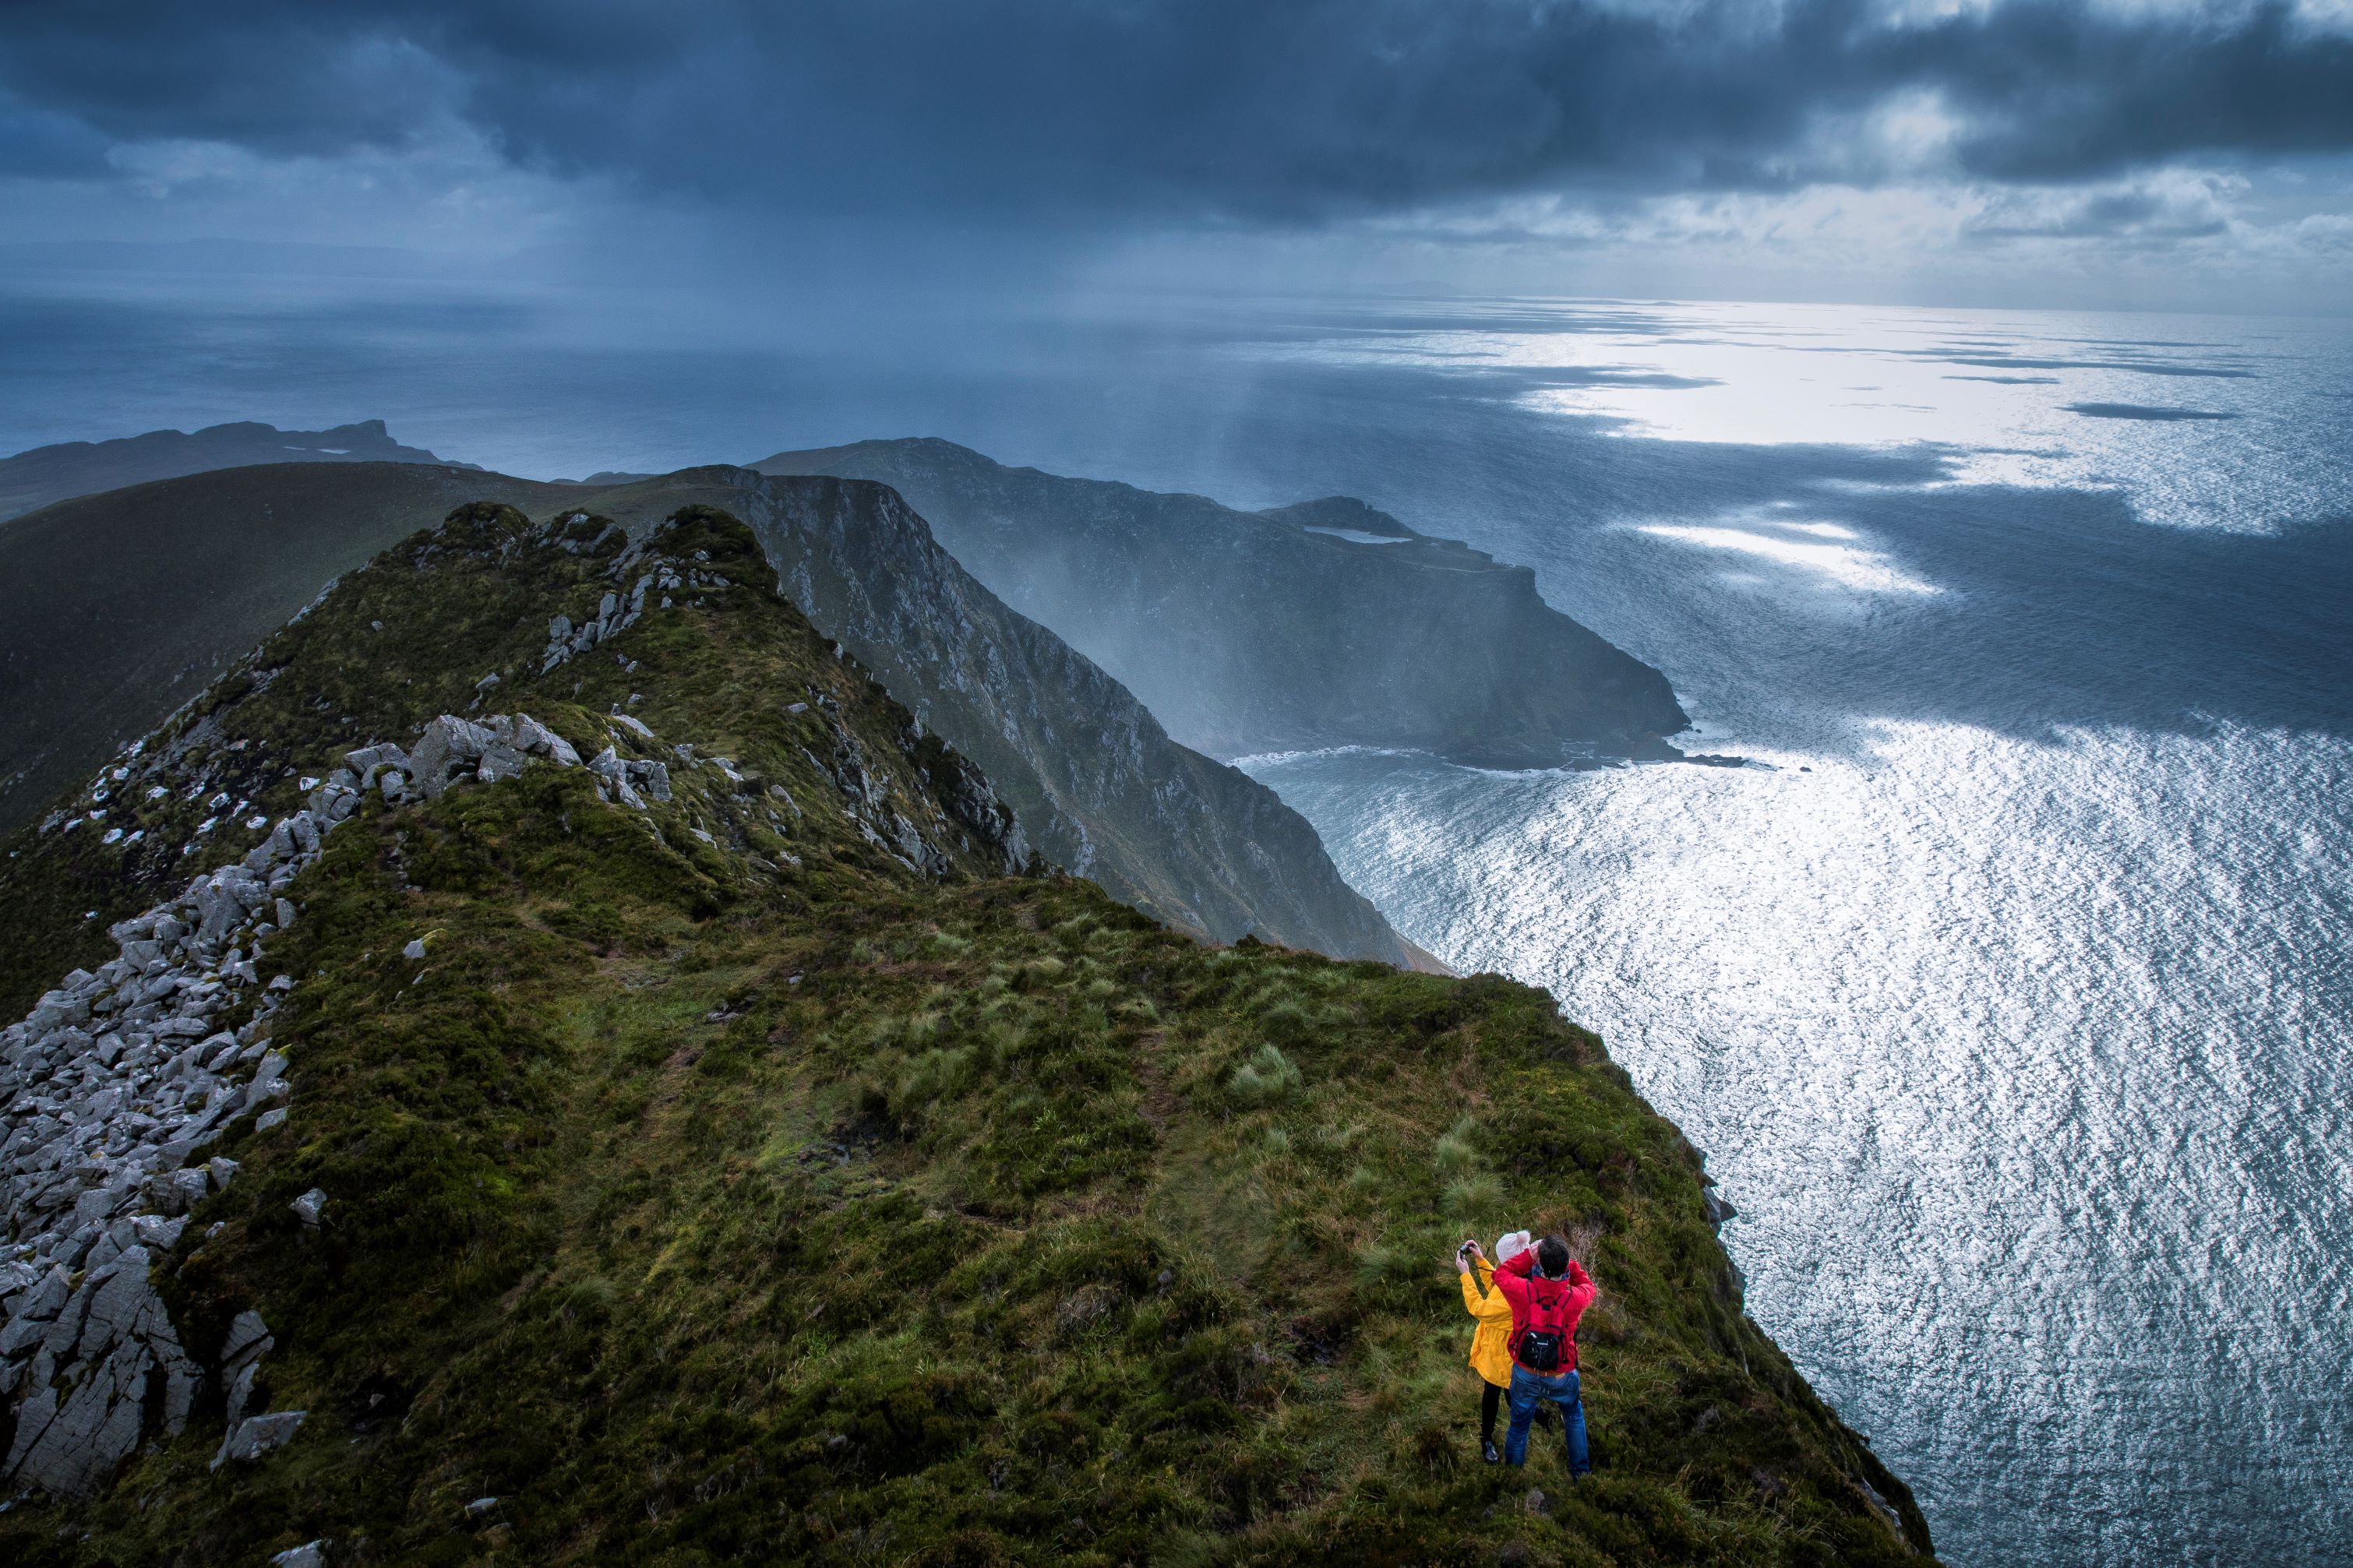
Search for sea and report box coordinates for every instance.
[4,264,2349,1565]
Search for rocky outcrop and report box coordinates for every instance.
[757,438,1693,767]
[0,708,589,1497]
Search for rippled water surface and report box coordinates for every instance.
[5,280,2350,1563]
[1222,302,2353,1566]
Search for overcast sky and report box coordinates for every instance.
[2,0,2350,313]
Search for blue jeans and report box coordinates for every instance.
[1504,1363,1590,1473]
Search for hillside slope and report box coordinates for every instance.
[0,463,568,835]
[0,421,474,523]
[756,439,1692,766]
[0,501,1931,1565]
[0,461,1412,965]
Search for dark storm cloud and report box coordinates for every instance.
[2,0,2349,223]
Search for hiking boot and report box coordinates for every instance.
[1482,1439,1501,1464]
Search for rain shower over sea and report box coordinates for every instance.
[5,276,2351,1564]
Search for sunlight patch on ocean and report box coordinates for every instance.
[1634,521,1942,594]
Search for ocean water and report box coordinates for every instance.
[3,270,2349,1563]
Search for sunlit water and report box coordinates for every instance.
[4,274,2350,1563]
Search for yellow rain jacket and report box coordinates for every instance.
[1460,1256,1515,1387]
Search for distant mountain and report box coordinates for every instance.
[756,438,1693,766]
[0,461,1420,967]
[0,421,475,522]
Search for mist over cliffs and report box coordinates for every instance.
[0,454,1416,968]
[757,438,1692,767]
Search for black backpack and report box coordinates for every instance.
[1515,1274,1571,1372]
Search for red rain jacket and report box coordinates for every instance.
[1495,1248,1597,1373]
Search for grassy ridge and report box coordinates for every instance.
[0,502,1931,1564]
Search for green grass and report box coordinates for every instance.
[0,502,1932,1566]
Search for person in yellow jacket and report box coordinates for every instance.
[1455,1229,1530,1463]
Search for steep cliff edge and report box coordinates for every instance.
[559,467,1416,965]
[0,501,1931,1564]
[757,438,1692,766]
[0,460,1414,967]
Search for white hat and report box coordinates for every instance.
[1494,1230,1532,1264]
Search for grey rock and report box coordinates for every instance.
[132,1214,187,1251]
[51,1226,95,1271]
[629,759,672,802]
[407,715,499,798]
[272,1542,330,1568]
[0,1313,49,1358]
[254,1108,288,1134]
[220,1309,272,1367]
[220,1358,260,1430]
[474,741,530,784]
[513,715,580,767]
[211,1410,305,1468]
[77,1248,153,1359]
[2,1383,57,1475]
[162,1166,211,1213]
[12,1338,150,1496]
[291,1188,326,1226]
[41,1277,96,1357]
[69,1185,118,1229]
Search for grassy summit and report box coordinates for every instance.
[0,502,1931,1564]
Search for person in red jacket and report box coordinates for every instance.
[1494,1234,1597,1473]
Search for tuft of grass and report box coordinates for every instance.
[1433,1114,1482,1177]
[1227,1043,1304,1106]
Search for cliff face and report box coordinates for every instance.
[0,421,473,523]
[0,460,1414,967]
[0,500,1932,1564]
[562,467,1416,964]
[757,438,1692,766]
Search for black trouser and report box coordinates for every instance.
[1481,1379,1505,1442]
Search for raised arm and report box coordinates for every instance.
[1564,1259,1597,1325]
[1461,1257,1513,1322]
